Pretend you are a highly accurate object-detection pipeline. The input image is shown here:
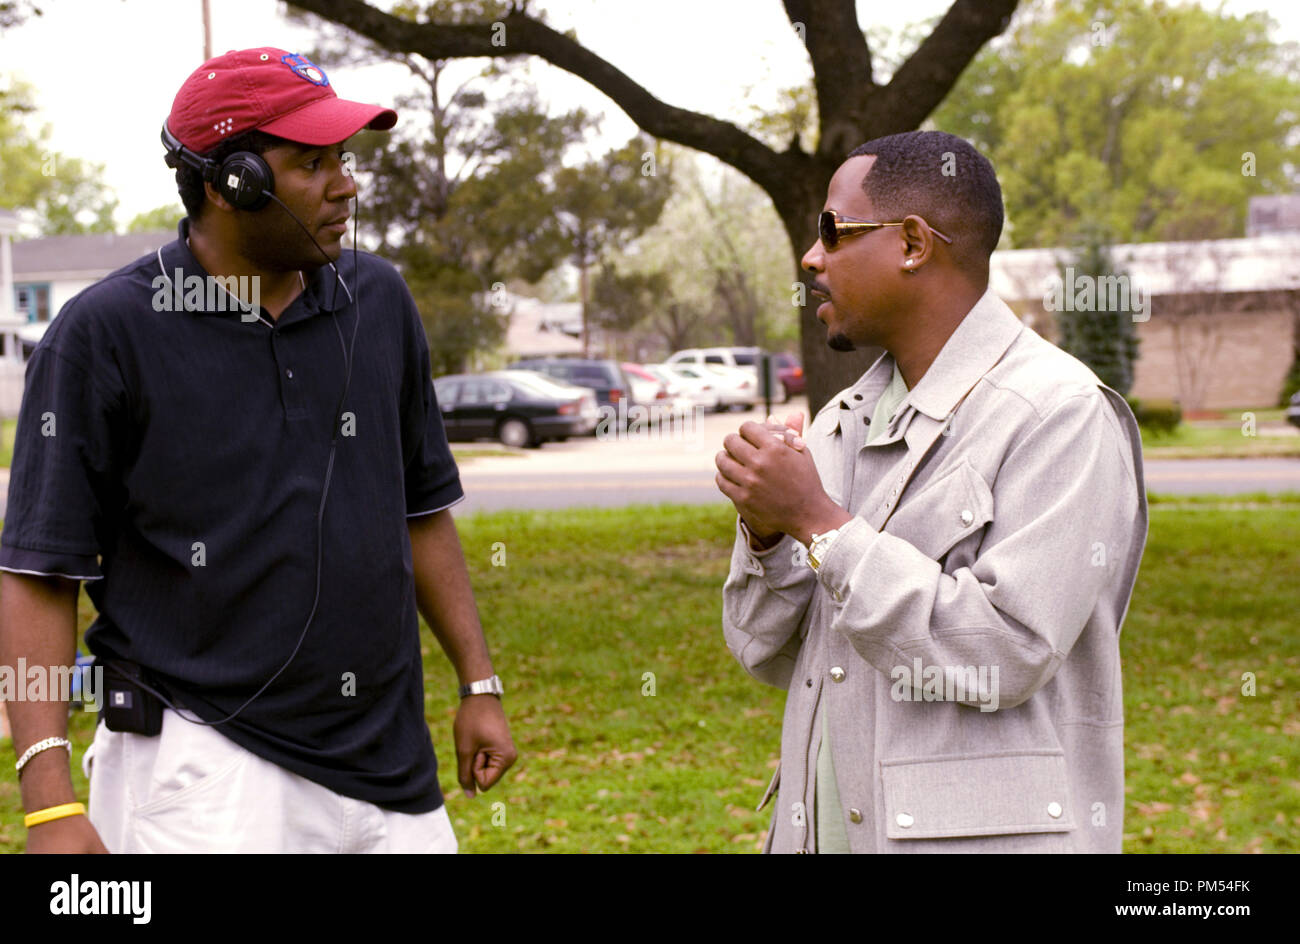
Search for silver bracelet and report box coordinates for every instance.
[15,737,72,775]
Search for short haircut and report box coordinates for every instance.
[174,129,289,219]
[847,131,1003,272]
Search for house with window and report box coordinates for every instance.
[0,225,174,414]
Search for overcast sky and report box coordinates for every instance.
[2,0,1295,226]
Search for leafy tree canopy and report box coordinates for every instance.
[931,0,1300,247]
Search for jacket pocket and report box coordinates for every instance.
[883,458,993,563]
[880,750,1076,840]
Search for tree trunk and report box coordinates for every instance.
[774,173,882,412]
[578,255,589,357]
[714,268,758,347]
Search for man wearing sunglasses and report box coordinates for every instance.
[716,130,1147,853]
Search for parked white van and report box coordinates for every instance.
[666,347,786,401]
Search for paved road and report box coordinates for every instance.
[452,457,1300,514]
[448,397,1300,512]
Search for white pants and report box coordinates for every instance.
[85,709,457,853]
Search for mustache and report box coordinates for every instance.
[808,279,831,298]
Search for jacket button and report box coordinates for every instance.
[848,808,863,823]
[829,666,846,682]
[896,812,914,828]
[960,509,974,526]
[1047,802,1063,818]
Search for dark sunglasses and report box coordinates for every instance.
[818,210,953,249]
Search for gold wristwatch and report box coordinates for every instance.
[807,529,842,572]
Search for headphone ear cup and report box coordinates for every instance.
[216,152,274,211]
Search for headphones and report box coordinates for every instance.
[161,121,276,211]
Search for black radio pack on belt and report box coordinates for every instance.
[101,661,165,736]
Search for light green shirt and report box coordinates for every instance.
[815,361,909,853]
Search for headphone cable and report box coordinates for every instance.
[129,189,361,726]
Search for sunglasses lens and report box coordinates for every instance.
[819,212,837,248]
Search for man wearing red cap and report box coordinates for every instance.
[1,48,516,853]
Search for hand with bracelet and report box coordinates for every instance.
[715,411,853,550]
[15,735,108,854]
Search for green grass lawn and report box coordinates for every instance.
[1141,421,1300,458]
[0,418,15,469]
[2,499,1298,853]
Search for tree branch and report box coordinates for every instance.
[287,0,785,193]
[866,0,1019,134]
[784,0,875,155]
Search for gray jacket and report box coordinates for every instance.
[723,290,1147,853]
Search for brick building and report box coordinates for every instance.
[991,234,1300,411]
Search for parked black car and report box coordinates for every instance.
[433,370,598,448]
[1287,391,1300,430]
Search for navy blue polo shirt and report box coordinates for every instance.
[0,219,464,813]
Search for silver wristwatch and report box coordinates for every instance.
[807,529,842,572]
[458,675,504,699]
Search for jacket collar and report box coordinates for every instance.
[906,287,1023,421]
[155,217,351,324]
[823,287,1024,436]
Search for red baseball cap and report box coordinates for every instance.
[167,46,397,154]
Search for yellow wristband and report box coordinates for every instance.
[24,802,86,829]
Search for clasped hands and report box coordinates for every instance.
[714,412,852,548]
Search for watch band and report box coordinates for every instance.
[807,529,841,572]
[458,675,504,699]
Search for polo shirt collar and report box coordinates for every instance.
[157,218,352,322]
[824,352,897,437]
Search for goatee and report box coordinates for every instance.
[827,332,855,352]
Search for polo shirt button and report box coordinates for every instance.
[896,812,914,828]
[829,666,845,682]
[960,509,974,526]
[863,416,870,425]
[805,678,813,687]
[848,808,863,823]
[853,394,863,400]
[1047,802,1063,819]
[286,368,294,378]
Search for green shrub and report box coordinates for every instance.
[1128,397,1182,437]
[1279,349,1300,407]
